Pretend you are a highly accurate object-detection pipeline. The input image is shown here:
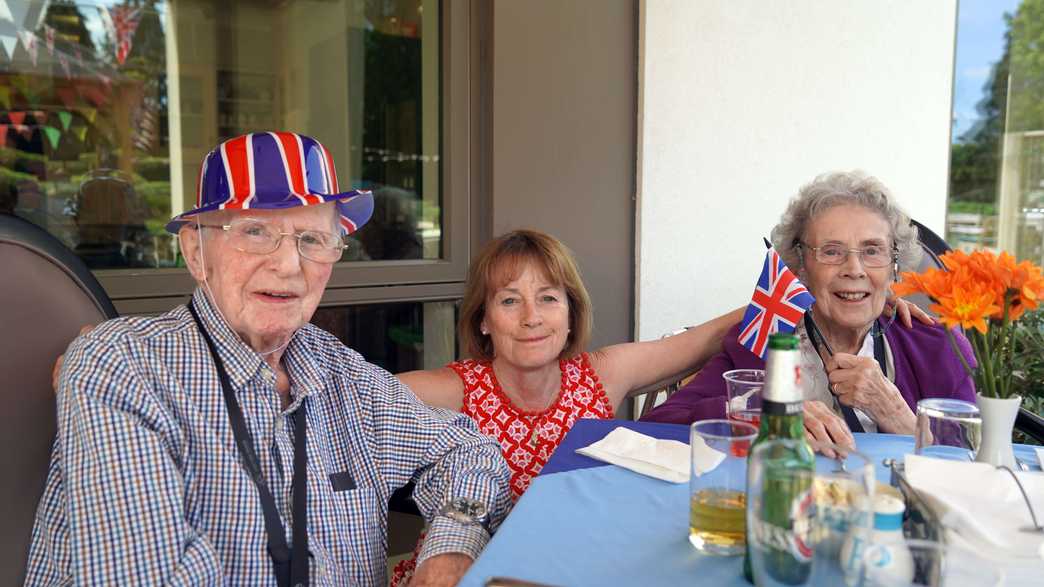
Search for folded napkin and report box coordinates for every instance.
[904,454,1044,561]
[575,426,725,483]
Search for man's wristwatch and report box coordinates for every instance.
[438,497,492,534]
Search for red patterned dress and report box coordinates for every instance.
[389,353,614,585]
[452,353,615,499]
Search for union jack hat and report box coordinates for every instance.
[165,131,373,235]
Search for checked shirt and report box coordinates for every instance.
[26,288,511,586]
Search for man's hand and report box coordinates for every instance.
[52,325,96,392]
[826,353,916,435]
[802,400,855,458]
[409,553,473,587]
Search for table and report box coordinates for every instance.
[459,418,1042,587]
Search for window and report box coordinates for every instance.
[1,0,478,373]
[949,0,1044,265]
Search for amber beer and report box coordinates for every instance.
[742,333,815,585]
[689,488,747,550]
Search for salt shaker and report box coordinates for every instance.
[841,493,913,585]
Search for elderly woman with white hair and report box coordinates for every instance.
[644,171,977,449]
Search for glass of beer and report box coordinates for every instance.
[689,419,758,555]
[724,369,765,428]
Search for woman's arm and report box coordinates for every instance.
[590,307,745,411]
[397,368,467,411]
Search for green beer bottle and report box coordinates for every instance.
[742,333,815,584]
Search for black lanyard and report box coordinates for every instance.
[803,313,891,434]
[188,301,309,587]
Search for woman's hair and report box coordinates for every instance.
[769,170,922,274]
[459,229,592,361]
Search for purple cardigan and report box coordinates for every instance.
[642,319,978,426]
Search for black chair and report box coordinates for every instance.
[0,214,118,585]
[911,220,1044,444]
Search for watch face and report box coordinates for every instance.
[442,497,488,524]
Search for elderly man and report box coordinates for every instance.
[26,132,511,586]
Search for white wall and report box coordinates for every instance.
[636,0,957,341]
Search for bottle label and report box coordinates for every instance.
[763,349,802,403]
[749,488,814,562]
[762,399,803,416]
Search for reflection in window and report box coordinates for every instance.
[1,0,441,270]
[949,0,1044,265]
[311,300,457,374]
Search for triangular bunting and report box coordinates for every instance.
[97,5,115,41]
[43,24,54,55]
[17,30,36,66]
[8,111,25,126]
[12,75,28,94]
[42,125,60,150]
[108,5,142,66]
[3,0,32,30]
[73,125,87,141]
[0,125,8,149]
[81,107,96,123]
[0,34,17,59]
[0,87,9,109]
[58,111,72,130]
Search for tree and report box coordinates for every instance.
[949,13,1012,205]
[1007,0,1044,132]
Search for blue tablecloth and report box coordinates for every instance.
[459,418,1041,587]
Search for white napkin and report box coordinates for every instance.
[575,426,725,483]
[903,454,1044,561]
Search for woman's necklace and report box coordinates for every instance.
[522,413,542,449]
[516,396,557,449]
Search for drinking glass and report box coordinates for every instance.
[914,399,981,461]
[810,444,875,586]
[747,440,875,586]
[723,369,765,428]
[862,538,1004,586]
[688,419,758,555]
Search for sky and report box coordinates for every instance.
[951,0,1022,141]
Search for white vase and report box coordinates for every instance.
[974,393,1022,468]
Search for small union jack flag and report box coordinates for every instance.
[738,243,816,359]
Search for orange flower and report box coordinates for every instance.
[929,283,1000,334]
[893,267,953,302]
[1006,260,1044,320]
[896,248,1044,329]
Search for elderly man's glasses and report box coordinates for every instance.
[798,242,894,268]
[198,219,346,263]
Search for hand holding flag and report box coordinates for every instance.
[737,240,816,359]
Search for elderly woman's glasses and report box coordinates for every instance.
[798,242,894,268]
[198,219,346,263]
